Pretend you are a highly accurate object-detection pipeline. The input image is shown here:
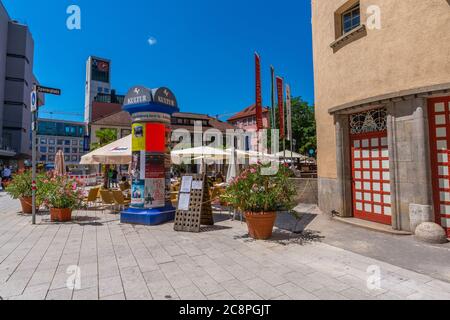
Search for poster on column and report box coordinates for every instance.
[165,154,172,202]
[131,151,146,181]
[145,154,165,179]
[144,178,165,208]
[132,123,146,151]
[131,180,145,208]
[146,123,166,153]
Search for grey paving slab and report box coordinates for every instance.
[0,195,449,300]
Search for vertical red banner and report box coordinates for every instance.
[277,77,285,139]
[255,53,263,131]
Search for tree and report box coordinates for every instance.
[90,128,118,189]
[290,97,317,156]
[270,96,317,157]
[90,128,118,151]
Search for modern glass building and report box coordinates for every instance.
[37,119,87,165]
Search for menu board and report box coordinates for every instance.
[192,180,204,190]
[177,193,191,211]
[180,176,193,193]
[174,174,214,233]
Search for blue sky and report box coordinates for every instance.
[3,0,314,122]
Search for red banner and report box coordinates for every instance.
[255,53,263,131]
[277,77,285,139]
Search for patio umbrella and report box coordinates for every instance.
[80,135,132,165]
[54,150,66,176]
[226,148,240,183]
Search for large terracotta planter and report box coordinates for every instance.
[245,212,277,240]
[19,197,33,214]
[50,208,72,222]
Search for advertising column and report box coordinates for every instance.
[131,113,171,210]
[122,86,179,226]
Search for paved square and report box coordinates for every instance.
[1,194,449,300]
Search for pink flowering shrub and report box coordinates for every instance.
[40,173,85,210]
[222,163,296,213]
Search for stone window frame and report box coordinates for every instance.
[330,0,367,52]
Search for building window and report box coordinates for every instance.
[57,139,64,145]
[72,140,78,146]
[48,139,55,145]
[40,138,47,145]
[121,129,131,137]
[64,140,71,146]
[65,156,70,162]
[342,3,360,35]
[72,148,78,154]
[40,146,47,153]
[71,155,78,162]
[49,147,56,153]
[64,148,71,154]
[40,155,47,162]
[48,155,55,162]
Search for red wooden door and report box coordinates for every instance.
[428,96,450,238]
[351,131,392,225]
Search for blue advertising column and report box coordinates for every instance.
[121,86,179,226]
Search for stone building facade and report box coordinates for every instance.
[312,0,450,236]
[0,2,42,169]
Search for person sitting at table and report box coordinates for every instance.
[120,177,131,191]
[215,172,224,184]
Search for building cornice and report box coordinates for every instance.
[329,82,450,115]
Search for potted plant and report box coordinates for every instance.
[41,174,84,222]
[5,170,45,214]
[222,163,296,240]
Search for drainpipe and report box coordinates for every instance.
[335,116,345,217]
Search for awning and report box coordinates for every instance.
[80,135,132,165]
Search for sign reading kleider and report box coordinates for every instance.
[153,87,178,108]
[124,86,152,106]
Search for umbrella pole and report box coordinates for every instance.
[104,164,110,190]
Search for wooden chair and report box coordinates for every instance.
[100,190,116,213]
[119,182,131,192]
[112,190,131,211]
[83,187,100,208]
[170,191,179,207]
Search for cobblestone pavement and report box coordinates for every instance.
[1,194,449,300]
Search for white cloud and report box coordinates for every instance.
[147,37,157,46]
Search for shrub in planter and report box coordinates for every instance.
[222,163,296,240]
[5,170,46,214]
[40,174,84,222]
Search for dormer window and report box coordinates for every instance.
[342,3,360,35]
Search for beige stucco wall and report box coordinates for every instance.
[312,0,450,179]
